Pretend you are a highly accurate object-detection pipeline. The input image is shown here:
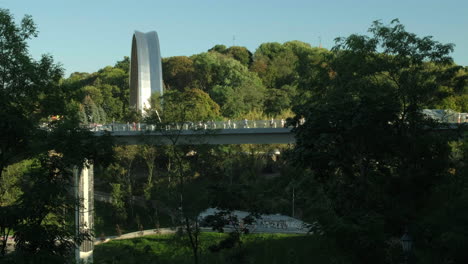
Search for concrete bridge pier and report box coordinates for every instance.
[74,161,94,263]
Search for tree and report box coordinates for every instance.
[140,145,158,199]
[251,42,288,88]
[143,97,227,264]
[291,19,458,262]
[61,62,129,122]
[0,9,114,261]
[162,56,196,91]
[264,84,297,116]
[210,45,253,67]
[81,95,107,124]
[432,66,468,112]
[12,154,87,263]
[114,56,130,74]
[160,88,221,122]
[110,146,139,224]
[145,140,205,264]
[109,59,131,118]
[0,9,63,177]
[203,209,258,263]
[110,183,127,224]
[94,69,127,119]
[190,52,266,117]
[0,9,64,255]
[415,135,468,263]
[208,44,227,54]
[225,46,253,67]
[251,41,328,115]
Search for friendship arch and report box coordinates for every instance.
[130,31,163,112]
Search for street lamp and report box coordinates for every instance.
[401,230,413,263]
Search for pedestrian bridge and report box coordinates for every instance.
[89,117,467,145]
[91,119,295,145]
[94,128,295,145]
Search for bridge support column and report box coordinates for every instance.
[74,161,94,263]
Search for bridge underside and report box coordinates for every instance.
[96,128,295,145]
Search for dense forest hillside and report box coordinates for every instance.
[58,39,467,126]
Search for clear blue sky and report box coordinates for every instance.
[3,0,467,77]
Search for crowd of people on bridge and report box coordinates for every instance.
[86,117,311,132]
[86,111,468,133]
[96,118,306,132]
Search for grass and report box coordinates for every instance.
[94,232,351,264]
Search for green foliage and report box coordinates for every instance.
[110,183,127,224]
[114,56,130,76]
[433,66,468,111]
[56,25,464,123]
[161,88,221,122]
[224,46,253,67]
[436,94,468,112]
[0,160,33,206]
[61,60,129,122]
[208,44,227,54]
[251,42,290,88]
[264,84,297,116]
[80,95,107,124]
[140,145,158,199]
[10,155,86,263]
[0,8,63,175]
[162,56,196,91]
[0,9,70,259]
[190,52,266,117]
[203,209,259,264]
[0,10,116,261]
[290,19,460,263]
[251,41,329,115]
[413,135,468,263]
[123,106,142,123]
[209,45,253,67]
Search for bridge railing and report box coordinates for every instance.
[85,114,467,133]
[87,119,299,132]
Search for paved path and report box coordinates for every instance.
[94,225,309,245]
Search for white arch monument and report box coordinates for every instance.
[129,31,163,112]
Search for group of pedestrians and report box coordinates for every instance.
[224,118,289,129]
[101,118,307,132]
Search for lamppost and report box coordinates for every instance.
[401,230,413,264]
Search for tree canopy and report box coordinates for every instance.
[0,9,114,262]
[0,8,63,179]
[290,19,466,263]
[160,88,221,122]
